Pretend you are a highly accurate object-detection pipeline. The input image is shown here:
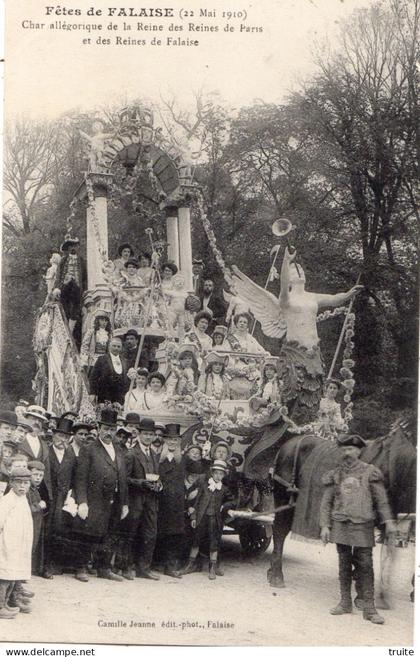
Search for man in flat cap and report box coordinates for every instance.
[320,433,397,625]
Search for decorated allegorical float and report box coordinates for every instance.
[32,103,363,553]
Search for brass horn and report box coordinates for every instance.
[271,217,301,278]
[272,217,296,237]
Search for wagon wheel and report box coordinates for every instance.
[239,522,271,556]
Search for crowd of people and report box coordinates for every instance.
[0,400,245,619]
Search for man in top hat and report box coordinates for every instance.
[20,406,52,502]
[43,416,75,578]
[89,336,129,405]
[156,424,185,578]
[124,417,161,580]
[0,411,18,448]
[53,236,87,336]
[200,279,227,330]
[73,408,128,583]
[320,434,397,625]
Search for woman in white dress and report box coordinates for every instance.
[113,243,135,276]
[139,372,167,412]
[226,313,267,356]
[185,311,213,359]
[124,367,149,411]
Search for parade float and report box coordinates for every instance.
[32,104,361,554]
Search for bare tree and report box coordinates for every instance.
[3,118,63,235]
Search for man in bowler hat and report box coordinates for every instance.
[53,236,87,336]
[320,433,396,624]
[124,417,161,580]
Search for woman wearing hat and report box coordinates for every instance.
[121,258,146,288]
[198,352,230,400]
[316,378,345,439]
[80,309,112,372]
[165,345,199,398]
[260,357,282,404]
[211,325,229,351]
[113,243,135,275]
[124,367,149,411]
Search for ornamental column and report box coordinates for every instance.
[165,206,180,269]
[74,172,114,322]
[178,205,193,291]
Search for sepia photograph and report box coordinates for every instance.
[0,0,418,649]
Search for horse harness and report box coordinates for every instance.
[271,435,309,505]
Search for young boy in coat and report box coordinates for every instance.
[182,460,229,580]
[0,468,33,618]
[27,461,48,576]
[320,433,397,624]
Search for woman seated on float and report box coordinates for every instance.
[166,344,199,397]
[316,378,345,438]
[80,309,112,372]
[113,243,135,275]
[185,310,213,357]
[121,258,146,287]
[226,312,268,361]
[138,252,153,286]
[160,261,178,294]
[198,351,230,400]
[124,367,149,411]
[137,371,167,412]
[260,356,282,404]
[211,325,229,351]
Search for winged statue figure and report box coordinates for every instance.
[228,248,363,423]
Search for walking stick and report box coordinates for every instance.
[251,245,281,336]
[327,273,362,380]
[123,270,158,413]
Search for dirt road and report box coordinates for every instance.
[2,536,415,646]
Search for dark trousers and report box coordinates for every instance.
[133,495,158,572]
[193,515,222,552]
[155,534,185,570]
[61,280,81,321]
[73,499,122,572]
[336,544,376,610]
[0,580,16,608]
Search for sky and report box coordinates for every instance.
[5,0,371,119]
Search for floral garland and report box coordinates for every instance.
[339,312,356,425]
[195,190,232,281]
[317,306,347,323]
[85,173,109,266]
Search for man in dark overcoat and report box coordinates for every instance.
[73,408,128,583]
[320,433,397,624]
[43,416,75,578]
[124,417,161,580]
[156,424,185,577]
[89,336,129,405]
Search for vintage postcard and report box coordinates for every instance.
[0,0,417,649]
